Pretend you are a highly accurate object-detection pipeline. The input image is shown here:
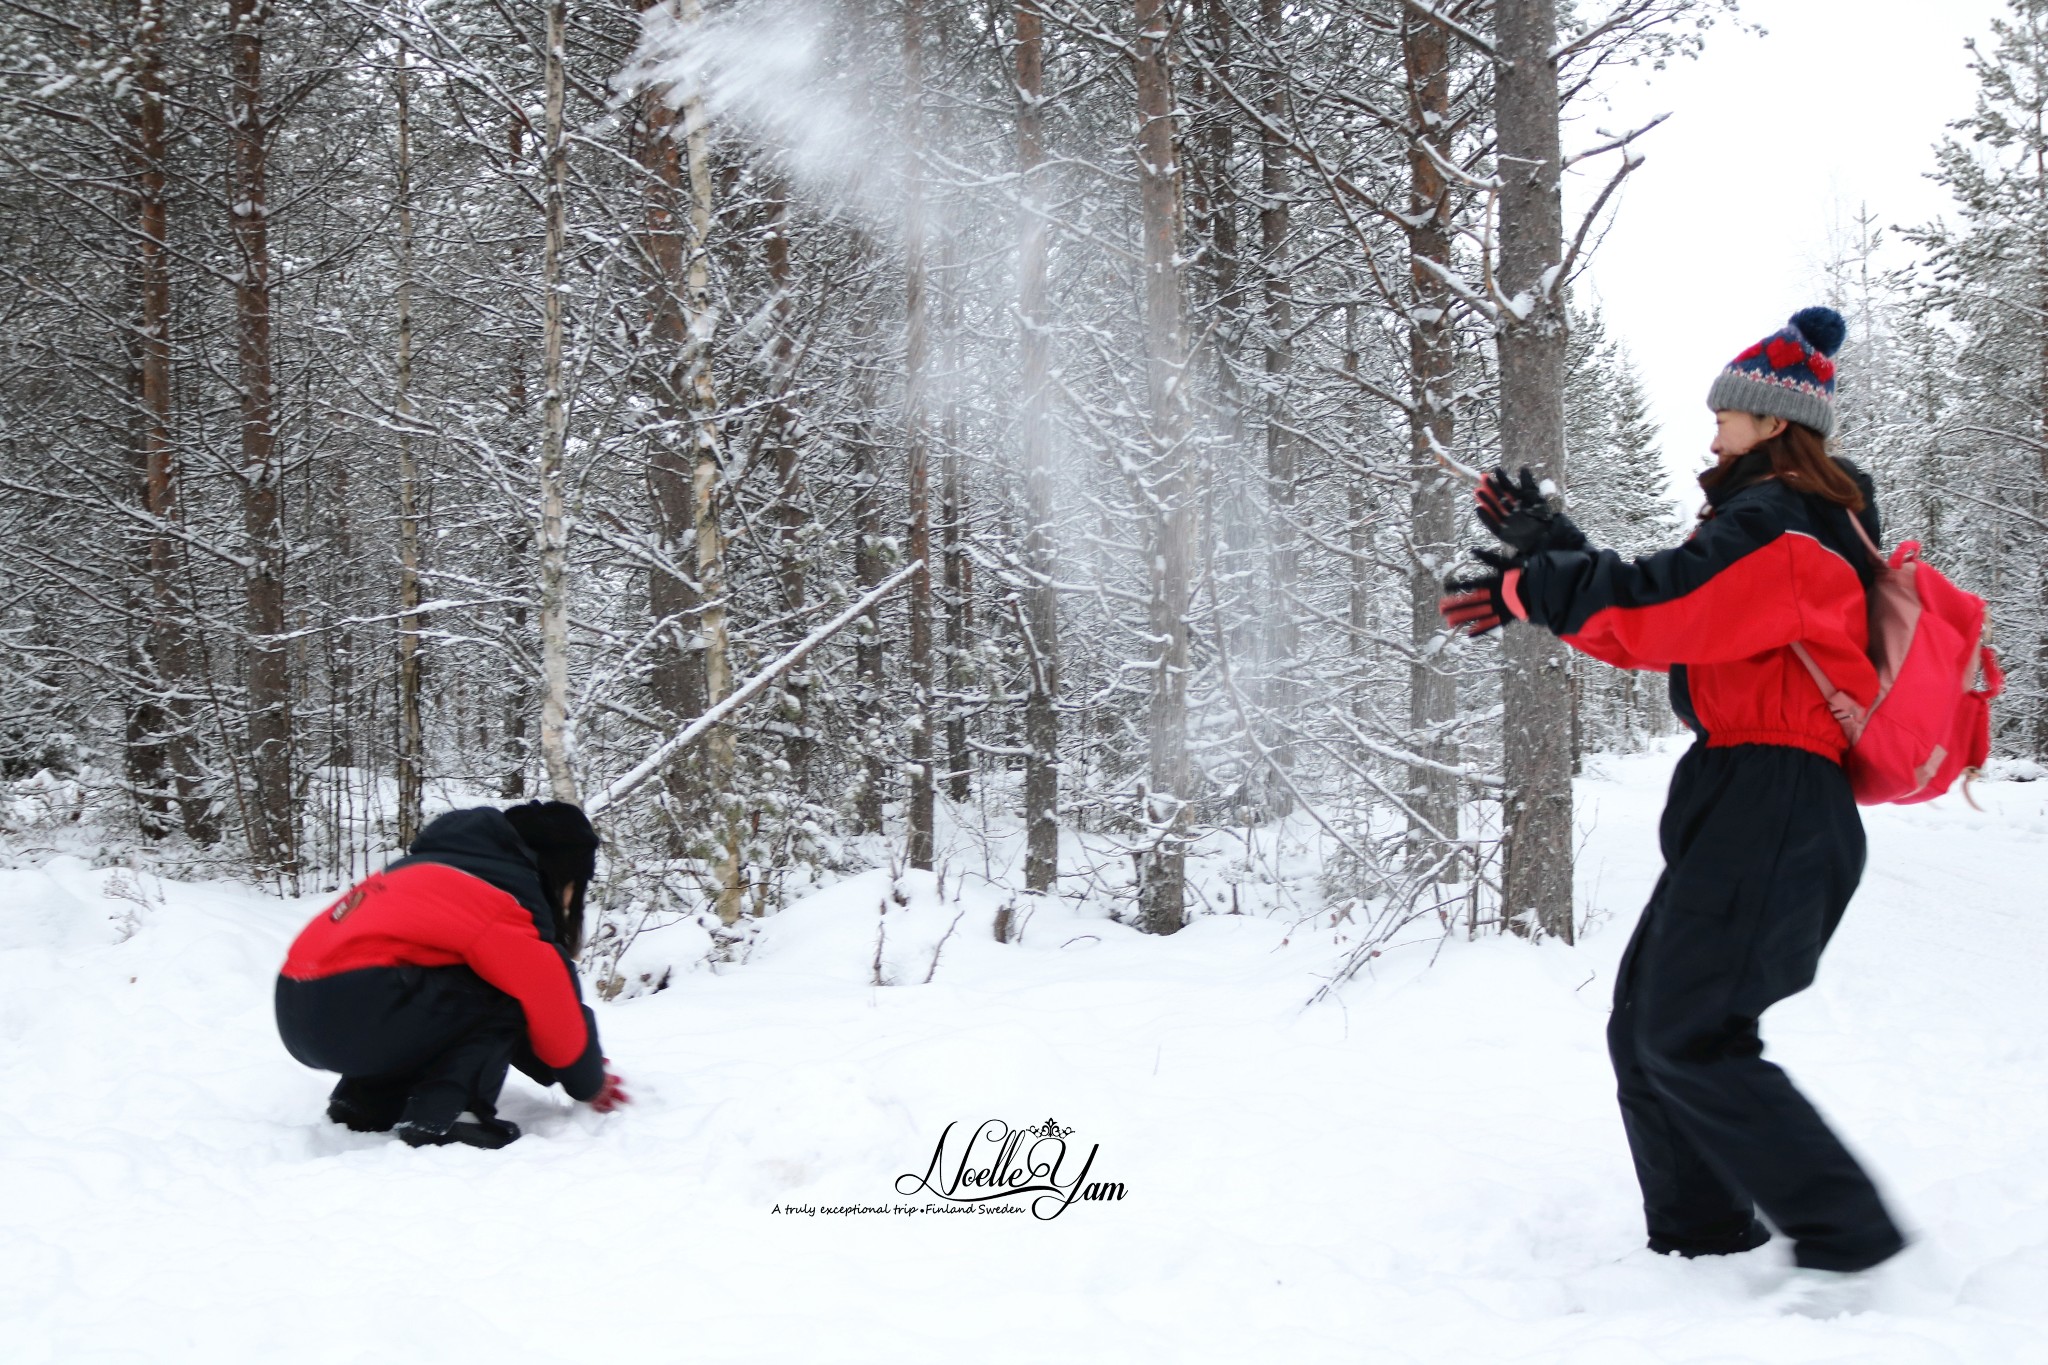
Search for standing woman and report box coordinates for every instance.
[1440,308,1907,1302]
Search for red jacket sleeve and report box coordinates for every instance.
[1514,494,1848,671]
[464,919,592,1071]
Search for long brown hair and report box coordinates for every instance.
[1701,420,1865,510]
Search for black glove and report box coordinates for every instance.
[1438,547,1523,637]
[1475,466,1586,555]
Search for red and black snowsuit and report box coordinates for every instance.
[275,809,607,1132]
[1511,450,1907,1272]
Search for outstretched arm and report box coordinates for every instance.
[1514,496,1819,671]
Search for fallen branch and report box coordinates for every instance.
[586,561,924,817]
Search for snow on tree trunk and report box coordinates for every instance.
[1133,0,1193,937]
[637,0,712,857]
[395,37,426,850]
[228,0,296,878]
[1258,0,1298,820]
[1493,0,1574,942]
[1014,0,1061,902]
[903,0,936,873]
[851,294,890,837]
[678,0,741,923]
[132,0,214,846]
[537,0,579,807]
[762,181,813,789]
[1403,8,1464,880]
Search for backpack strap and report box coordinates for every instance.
[1789,640,1869,742]
[1840,505,1886,569]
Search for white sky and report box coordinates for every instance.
[1572,0,2012,500]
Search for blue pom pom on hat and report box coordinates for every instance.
[1706,306,1845,437]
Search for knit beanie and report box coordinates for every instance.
[1705,307,1847,437]
[502,800,601,895]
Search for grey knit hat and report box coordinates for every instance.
[1705,307,1847,437]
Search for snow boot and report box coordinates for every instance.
[326,1076,408,1133]
[396,1112,522,1150]
[1648,1218,1773,1259]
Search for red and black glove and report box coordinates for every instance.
[1438,547,1527,637]
[1475,465,1586,555]
[588,1063,631,1113]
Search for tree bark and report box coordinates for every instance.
[1257,0,1297,817]
[1194,0,1243,429]
[1403,7,1463,876]
[762,180,812,788]
[1494,0,1575,942]
[672,0,741,921]
[638,0,707,843]
[394,37,426,848]
[228,0,295,876]
[1134,0,1193,936]
[902,0,936,871]
[940,239,971,805]
[500,116,533,801]
[131,0,215,844]
[850,296,889,836]
[536,0,579,805]
[1015,0,1060,898]
[634,0,749,916]
[1344,302,1374,722]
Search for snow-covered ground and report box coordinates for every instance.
[3,742,2044,1364]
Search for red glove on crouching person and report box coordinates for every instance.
[589,1062,631,1113]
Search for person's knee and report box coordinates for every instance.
[1633,1004,1751,1084]
[1605,1005,1639,1069]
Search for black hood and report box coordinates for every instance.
[388,807,557,941]
[1702,451,1883,586]
[1702,449,1775,509]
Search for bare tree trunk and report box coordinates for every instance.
[902,0,936,871]
[501,117,533,801]
[850,297,889,836]
[1344,301,1374,722]
[132,0,215,844]
[536,0,579,805]
[934,60,973,814]
[678,0,743,924]
[2035,203,2048,762]
[762,180,812,788]
[228,0,295,877]
[939,257,971,805]
[1403,8,1462,875]
[1195,0,1242,420]
[1134,0,1193,936]
[394,37,426,847]
[1257,0,1296,817]
[500,538,531,799]
[1015,0,1060,898]
[1191,0,1258,795]
[1494,0,1575,942]
[637,0,707,844]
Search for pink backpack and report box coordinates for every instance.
[1790,517,2003,805]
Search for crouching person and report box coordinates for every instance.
[275,801,629,1148]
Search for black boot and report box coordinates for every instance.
[396,1112,523,1150]
[326,1076,408,1133]
[1649,1217,1773,1258]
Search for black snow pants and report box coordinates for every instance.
[276,965,559,1132]
[1608,742,1906,1273]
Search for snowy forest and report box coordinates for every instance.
[1,0,2042,978]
